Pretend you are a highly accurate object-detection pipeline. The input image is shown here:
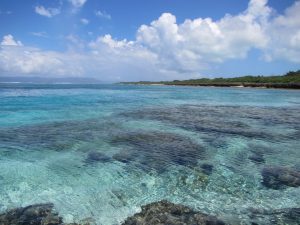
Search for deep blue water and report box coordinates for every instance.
[0,84,299,224]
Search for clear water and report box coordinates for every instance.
[0,83,299,224]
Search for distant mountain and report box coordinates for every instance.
[0,76,102,84]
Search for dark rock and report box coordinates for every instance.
[200,163,214,175]
[0,203,84,225]
[249,154,265,164]
[122,200,226,225]
[261,166,300,189]
[247,144,273,165]
[111,132,206,173]
[113,151,136,164]
[278,208,300,224]
[0,203,63,225]
[85,151,111,164]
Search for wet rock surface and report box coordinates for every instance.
[111,132,206,173]
[0,203,63,225]
[122,200,226,225]
[261,166,300,189]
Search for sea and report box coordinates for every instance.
[0,83,299,224]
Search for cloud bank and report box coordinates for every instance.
[1,0,300,81]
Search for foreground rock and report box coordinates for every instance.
[261,166,300,189]
[0,203,86,225]
[122,200,226,225]
[0,203,63,225]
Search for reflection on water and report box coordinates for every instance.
[0,84,300,224]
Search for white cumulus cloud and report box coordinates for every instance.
[1,34,22,46]
[35,5,60,18]
[136,0,270,73]
[263,1,300,63]
[68,0,87,8]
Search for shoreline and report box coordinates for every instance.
[122,82,300,90]
[120,70,300,89]
[165,83,300,89]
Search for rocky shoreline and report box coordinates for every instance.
[0,201,225,225]
[122,200,225,225]
[1,199,300,225]
[0,203,65,225]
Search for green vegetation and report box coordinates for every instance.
[120,70,300,89]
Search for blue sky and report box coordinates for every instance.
[0,0,299,81]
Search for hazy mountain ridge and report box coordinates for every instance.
[0,76,102,84]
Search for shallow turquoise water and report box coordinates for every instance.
[0,84,299,224]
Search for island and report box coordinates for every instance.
[120,70,300,89]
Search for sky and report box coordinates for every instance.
[0,0,300,82]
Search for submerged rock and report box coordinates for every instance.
[278,208,300,224]
[112,151,134,164]
[248,207,300,225]
[0,203,63,225]
[177,169,210,189]
[248,153,265,164]
[200,163,214,175]
[120,105,300,142]
[111,131,206,173]
[261,166,300,189]
[122,200,226,225]
[248,144,270,164]
[0,119,119,151]
[123,107,252,140]
[85,151,111,164]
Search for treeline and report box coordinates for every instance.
[121,70,300,89]
[164,70,300,85]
